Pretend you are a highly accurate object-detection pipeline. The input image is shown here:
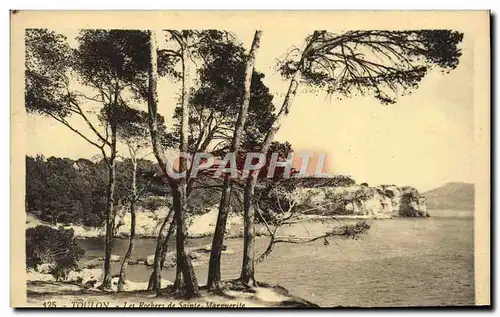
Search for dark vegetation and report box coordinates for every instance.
[26,226,85,281]
[26,154,360,227]
[26,155,164,226]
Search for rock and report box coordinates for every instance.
[399,190,429,217]
[254,226,269,237]
[36,263,55,274]
[83,279,98,288]
[145,250,204,268]
[97,255,120,262]
[163,253,177,268]
[188,206,243,238]
[109,276,173,291]
[144,253,176,267]
[192,252,201,259]
[193,243,218,253]
[192,244,231,255]
[64,268,102,285]
[82,258,101,269]
[145,254,155,266]
[114,206,170,237]
[193,245,211,253]
[27,269,55,282]
[293,184,428,218]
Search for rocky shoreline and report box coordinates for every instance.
[27,195,429,241]
[24,182,430,308]
[26,211,430,292]
[27,241,235,290]
[26,280,319,308]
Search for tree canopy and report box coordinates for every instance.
[279,30,463,104]
[169,39,276,154]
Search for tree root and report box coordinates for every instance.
[224,278,259,293]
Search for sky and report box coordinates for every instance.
[25,28,475,192]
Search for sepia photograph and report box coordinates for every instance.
[10,10,490,308]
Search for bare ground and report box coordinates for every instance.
[25,280,319,308]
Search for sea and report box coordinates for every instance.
[76,209,474,307]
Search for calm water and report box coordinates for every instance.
[77,210,474,307]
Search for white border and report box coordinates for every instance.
[4,1,497,316]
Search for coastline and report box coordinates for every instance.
[26,212,423,240]
[24,210,473,308]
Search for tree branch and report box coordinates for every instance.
[45,111,105,151]
[69,100,111,146]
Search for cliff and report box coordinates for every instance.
[112,206,244,238]
[26,183,428,240]
[293,184,429,218]
[27,206,244,239]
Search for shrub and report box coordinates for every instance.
[138,196,169,212]
[26,226,85,281]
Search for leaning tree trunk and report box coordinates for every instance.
[207,30,263,291]
[100,111,118,290]
[240,32,324,281]
[147,208,174,292]
[147,30,199,298]
[240,68,301,284]
[207,185,234,290]
[242,35,320,268]
[117,158,138,291]
[160,218,176,268]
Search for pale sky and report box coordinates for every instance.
[26,28,475,192]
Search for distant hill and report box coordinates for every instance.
[423,182,475,210]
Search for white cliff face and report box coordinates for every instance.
[26,183,427,242]
[114,206,170,237]
[27,203,244,239]
[113,205,243,238]
[293,184,428,218]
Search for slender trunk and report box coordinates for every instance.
[240,68,301,283]
[117,158,138,291]
[172,181,199,297]
[159,218,176,268]
[100,106,118,290]
[207,185,233,289]
[158,216,177,292]
[240,177,256,284]
[101,160,115,289]
[174,42,199,298]
[173,179,195,290]
[173,252,184,290]
[207,30,262,290]
[147,208,174,292]
[147,30,185,295]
